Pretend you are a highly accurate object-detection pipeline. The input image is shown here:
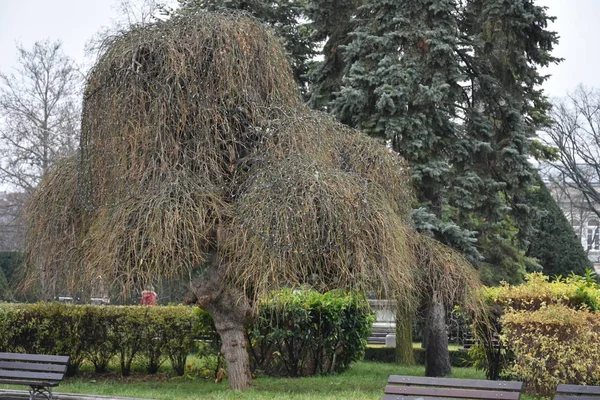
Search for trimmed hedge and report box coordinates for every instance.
[0,303,204,376]
[0,289,372,378]
[248,289,373,377]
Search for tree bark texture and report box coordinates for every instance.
[188,263,253,390]
[425,292,451,377]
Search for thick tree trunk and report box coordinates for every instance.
[212,309,252,390]
[395,305,415,365]
[188,260,253,390]
[425,292,451,377]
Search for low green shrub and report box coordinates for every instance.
[0,289,371,379]
[0,303,215,376]
[502,305,600,396]
[247,289,374,377]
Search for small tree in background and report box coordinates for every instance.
[0,40,80,193]
[25,13,482,390]
[0,41,81,262]
[525,174,591,277]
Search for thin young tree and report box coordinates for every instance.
[0,40,81,289]
[0,40,80,193]
[25,13,481,390]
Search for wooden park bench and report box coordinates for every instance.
[383,375,524,400]
[0,352,69,400]
[554,383,600,400]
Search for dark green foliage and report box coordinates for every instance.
[0,251,22,283]
[247,289,374,377]
[330,0,559,283]
[525,176,591,277]
[0,269,9,302]
[331,0,481,260]
[0,304,207,377]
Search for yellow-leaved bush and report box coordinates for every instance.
[501,304,600,396]
[485,272,600,312]
[471,272,600,392]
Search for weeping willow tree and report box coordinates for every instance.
[25,12,481,389]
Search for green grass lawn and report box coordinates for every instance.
[51,360,486,400]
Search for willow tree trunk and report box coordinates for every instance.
[211,307,252,390]
[425,292,451,377]
[188,263,253,390]
[395,305,415,365]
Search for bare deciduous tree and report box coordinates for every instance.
[0,40,81,254]
[544,86,600,227]
[0,192,27,251]
[0,39,81,194]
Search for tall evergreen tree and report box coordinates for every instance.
[332,0,479,259]
[332,0,559,282]
[332,0,479,376]
[330,0,558,375]
[453,0,560,284]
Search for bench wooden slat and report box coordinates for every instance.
[555,396,600,400]
[383,396,474,400]
[384,385,521,400]
[0,378,60,387]
[388,376,523,391]
[0,369,65,382]
[0,353,69,364]
[0,361,67,373]
[383,397,515,400]
[557,385,600,395]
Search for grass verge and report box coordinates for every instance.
[51,360,486,400]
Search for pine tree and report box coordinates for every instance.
[525,175,591,277]
[332,0,479,260]
[330,0,559,374]
[454,0,560,284]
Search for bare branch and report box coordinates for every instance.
[0,40,81,194]
[543,85,600,229]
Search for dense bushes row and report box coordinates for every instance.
[0,289,372,378]
[0,303,204,376]
[474,272,600,395]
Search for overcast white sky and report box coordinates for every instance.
[0,0,599,98]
